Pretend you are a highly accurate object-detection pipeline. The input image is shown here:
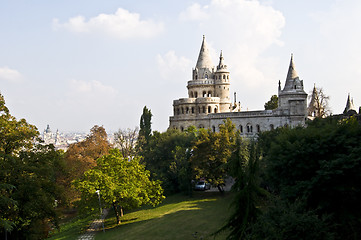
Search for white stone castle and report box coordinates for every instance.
[169,36,308,136]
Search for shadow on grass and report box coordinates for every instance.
[96,191,232,240]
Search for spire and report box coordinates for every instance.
[343,93,357,114]
[282,54,304,91]
[286,54,298,80]
[308,83,319,117]
[196,35,214,69]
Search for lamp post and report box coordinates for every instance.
[95,190,105,233]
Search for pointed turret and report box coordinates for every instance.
[216,50,227,72]
[308,84,319,117]
[286,54,298,80]
[196,35,214,69]
[343,93,357,115]
[282,54,304,91]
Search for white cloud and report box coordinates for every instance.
[53,8,164,39]
[179,3,209,21]
[0,66,22,82]
[156,51,193,80]
[69,79,117,96]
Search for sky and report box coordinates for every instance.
[1,0,361,133]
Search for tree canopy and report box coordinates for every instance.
[264,95,278,110]
[74,149,165,224]
[0,93,63,239]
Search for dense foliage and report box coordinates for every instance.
[74,149,165,224]
[258,117,361,240]
[264,95,278,110]
[0,94,63,239]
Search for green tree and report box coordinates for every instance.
[141,127,196,195]
[259,117,361,240]
[216,139,266,239]
[137,106,153,153]
[74,149,165,225]
[264,95,278,110]
[191,119,236,192]
[0,93,63,239]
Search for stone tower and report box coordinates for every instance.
[277,54,308,126]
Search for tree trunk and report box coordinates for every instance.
[112,202,121,224]
[120,206,123,217]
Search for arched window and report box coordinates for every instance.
[195,92,198,98]
[247,124,252,133]
[190,92,194,98]
[270,124,274,130]
[208,106,211,113]
[199,125,204,129]
[195,75,198,79]
[203,91,207,97]
[205,74,208,79]
[212,126,216,132]
[214,107,218,113]
[256,124,260,132]
[202,106,206,113]
[181,107,184,114]
[223,75,225,79]
[192,107,194,114]
[208,91,212,97]
[177,108,180,115]
[240,125,243,133]
[186,107,189,114]
[198,107,201,113]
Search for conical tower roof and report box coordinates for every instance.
[286,54,298,80]
[282,54,303,91]
[196,35,214,69]
[343,93,357,114]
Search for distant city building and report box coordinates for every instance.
[169,36,308,136]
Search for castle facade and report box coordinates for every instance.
[169,36,308,136]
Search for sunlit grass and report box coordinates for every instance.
[96,192,232,240]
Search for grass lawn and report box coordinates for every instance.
[95,191,233,240]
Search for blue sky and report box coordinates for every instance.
[1,0,361,132]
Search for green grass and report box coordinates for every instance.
[95,191,233,240]
[47,209,98,240]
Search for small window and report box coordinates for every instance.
[256,125,260,132]
[202,106,206,113]
[181,126,184,132]
[240,125,243,133]
[208,106,211,113]
[195,92,198,98]
[214,107,218,113]
[223,75,225,79]
[212,126,216,132]
[205,74,208,79]
[181,107,184,114]
[186,107,189,114]
[203,91,207,97]
[192,107,194,113]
